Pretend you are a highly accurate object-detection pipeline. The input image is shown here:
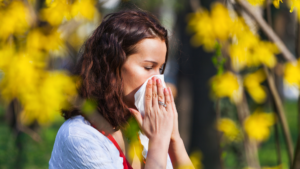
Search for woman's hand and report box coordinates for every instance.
[129,76,174,141]
[129,76,174,169]
[167,87,181,142]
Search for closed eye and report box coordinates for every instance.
[144,67,153,70]
[144,66,163,70]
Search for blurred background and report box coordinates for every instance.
[0,0,300,169]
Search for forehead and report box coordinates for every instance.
[129,38,167,63]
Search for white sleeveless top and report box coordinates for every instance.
[49,115,123,169]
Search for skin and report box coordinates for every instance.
[116,37,194,169]
[121,38,166,108]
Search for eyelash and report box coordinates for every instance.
[144,67,163,71]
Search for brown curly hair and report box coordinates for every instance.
[63,10,169,128]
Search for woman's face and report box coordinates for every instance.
[121,37,167,108]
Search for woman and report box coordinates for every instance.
[49,10,193,169]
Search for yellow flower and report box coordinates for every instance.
[26,28,65,54]
[273,0,283,8]
[0,52,43,102]
[20,71,77,125]
[244,109,275,142]
[250,42,278,68]
[40,0,73,26]
[217,118,241,142]
[284,59,300,87]
[187,9,215,51]
[0,1,31,39]
[229,44,249,71]
[71,0,97,20]
[211,3,233,41]
[231,17,249,38]
[247,0,265,6]
[229,31,259,71]
[0,44,14,70]
[229,30,278,71]
[128,140,143,162]
[210,72,242,103]
[187,3,234,51]
[244,69,267,103]
[188,151,203,169]
[289,0,300,20]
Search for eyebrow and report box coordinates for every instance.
[144,60,165,66]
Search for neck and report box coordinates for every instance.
[86,112,126,154]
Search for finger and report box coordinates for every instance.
[128,108,143,128]
[168,87,178,113]
[164,88,172,113]
[157,78,165,109]
[145,79,152,113]
[152,77,158,107]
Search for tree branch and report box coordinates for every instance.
[236,0,296,62]
[263,66,294,165]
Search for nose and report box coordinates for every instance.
[155,69,161,75]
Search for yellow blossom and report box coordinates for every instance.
[188,151,203,169]
[187,3,234,51]
[250,42,278,68]
[20,71,77,125]
[211,3,233,41]
[0,52,43,102]
[187,9,215,51]
[289,0,300,20]
[210,72,242,103]
[244,69,267,103]
[217,118,241,142]
[0,44,14,70]
[229,31,278,71]
[26,28,65,54]
[128,140,143,162]
[0,1,31,39]
[273,0,283,8]
[229,31,259,71]
[247,0,265,6]
[284,59,300,87]
[40,0,73,26]
[231,17,249,37]
[71,0,97,20]
[244,109,275,142]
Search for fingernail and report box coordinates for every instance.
[164,88,168,94]
[157,79,161,84]
[148,79,152,84]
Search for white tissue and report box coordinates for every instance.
[134,75,166,117]
[134,75,173,169]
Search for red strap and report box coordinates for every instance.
[92,125,133,169]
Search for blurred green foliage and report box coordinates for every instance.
[0,100,298,168]
[0,104,64,169]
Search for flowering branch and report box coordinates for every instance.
[236,94,260,168]
[235,0,295,165]
[263,0,292,165]
[236,0,296,62]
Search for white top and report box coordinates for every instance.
[49,115,123,169]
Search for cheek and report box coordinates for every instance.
[122,66,152,96]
